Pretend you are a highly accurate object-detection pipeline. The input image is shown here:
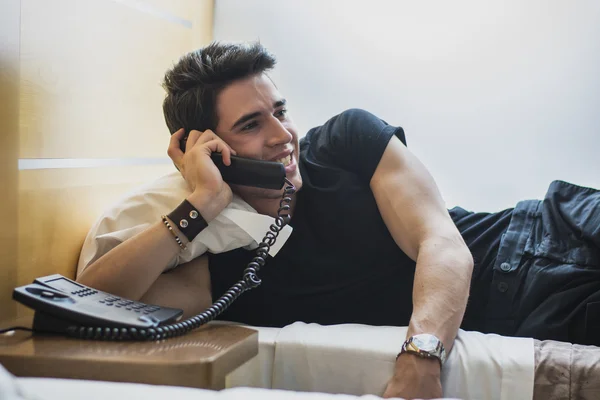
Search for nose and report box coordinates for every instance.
[265,116,293,147]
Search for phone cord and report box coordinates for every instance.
[67,178,296,341]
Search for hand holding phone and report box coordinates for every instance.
[168,128,235,220]
[177,129,286,189]
[168,129,287,220]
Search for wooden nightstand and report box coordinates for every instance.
[0,317,258,390]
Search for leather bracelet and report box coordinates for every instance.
[167,199,209,242]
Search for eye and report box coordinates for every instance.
[241,121,259,131]
[275,108,288,118]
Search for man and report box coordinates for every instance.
[77,42,600,399]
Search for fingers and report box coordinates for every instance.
[185,129,202,152]
[167,128,185,165]
[203,139,235,166]
[194,129,220,146]
[168,128,237,166]
[194,130,237,165]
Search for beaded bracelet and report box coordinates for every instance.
[161,215,186,250]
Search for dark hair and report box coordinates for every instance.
[162,41,277,134]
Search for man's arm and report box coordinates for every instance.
[370,136,474,398]
[77,220,188,300]
[77,128,234,301]
[140,255,212,319]
[77,224,212,319]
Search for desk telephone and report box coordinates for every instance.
[8,150,295,341]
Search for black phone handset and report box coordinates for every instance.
[10,142,296,341]
[210,153,286,190]
[181,132,286,190]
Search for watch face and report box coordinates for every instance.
[413,334,439,352]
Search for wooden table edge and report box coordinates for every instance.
[0,317,259,390]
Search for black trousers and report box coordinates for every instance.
[484,180,600,345]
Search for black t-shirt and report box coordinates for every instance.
[208,109,513,329]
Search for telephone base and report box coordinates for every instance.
[32,311,78,335]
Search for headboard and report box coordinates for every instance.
[0,0,214,323]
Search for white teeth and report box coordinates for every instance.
[276,155,291,166]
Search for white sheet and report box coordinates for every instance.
[225,324,281,389]
[230,322,534,400]
[7,362,397,400]
[12,377,430,400]
[0,364,25,400]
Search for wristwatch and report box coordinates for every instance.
[398,334,447,365]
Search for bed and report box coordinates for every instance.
[221,322,600,400]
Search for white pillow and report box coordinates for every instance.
[0,364,28,400]
[77,171,292,277]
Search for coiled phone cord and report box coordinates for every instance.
[66,178,296,341]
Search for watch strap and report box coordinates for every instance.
[398,334,446,365]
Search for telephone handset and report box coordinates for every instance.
[210,153,285,190]
[8,138,296,341]
[181,132,286,190]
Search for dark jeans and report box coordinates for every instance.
[484,180,600,345]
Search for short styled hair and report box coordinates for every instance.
[162,41,276,134]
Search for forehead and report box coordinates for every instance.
[216,74,281,124]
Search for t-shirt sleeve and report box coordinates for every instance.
[304,108,406,182]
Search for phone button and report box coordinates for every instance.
[40,291,55,298]
[138,315,160,326]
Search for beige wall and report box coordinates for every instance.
[1,0,214,323]
[0,0,21,324]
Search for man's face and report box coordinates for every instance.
[215,73,302,199]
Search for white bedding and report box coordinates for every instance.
[227,322,535,400]
[3,363,443,400]
[7,376,426,400]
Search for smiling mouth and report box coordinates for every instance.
[275,154,292,166]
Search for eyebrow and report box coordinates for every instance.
[230,99,287,130]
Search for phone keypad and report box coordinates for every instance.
[97,296,160,314]
[71,288,98,297]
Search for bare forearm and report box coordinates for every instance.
[139,255,212,319]
[408,235,474,352]
[77,221,182,300]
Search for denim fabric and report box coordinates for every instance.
[449,206,514,330]
[484,180,600,345]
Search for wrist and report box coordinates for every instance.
[395,352,441,376]
[398,333,447,368]
[186,189,229,222]
[407,325,451,354]
[166,198,210,244]
[162,215,189,249]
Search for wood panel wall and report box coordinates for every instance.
[0,0,214,323]
[0,0,21,324]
